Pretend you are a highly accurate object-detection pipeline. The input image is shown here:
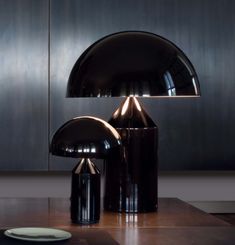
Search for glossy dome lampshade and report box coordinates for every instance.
[67,31,200,98]
[50,116,121,159]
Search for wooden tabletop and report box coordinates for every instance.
[0,198,234,244]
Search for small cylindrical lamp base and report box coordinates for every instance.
[70,158,100,224]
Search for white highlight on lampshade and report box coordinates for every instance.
[91,147,96,153]
[113,108,120,118]
[121,97,130,115]
[133,97,142,111]
[192,77,199,95]
[73,116,121,144]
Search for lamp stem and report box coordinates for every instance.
[71,158,100,224]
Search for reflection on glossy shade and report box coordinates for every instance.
[50,116,121,158]
[67,31,200,98]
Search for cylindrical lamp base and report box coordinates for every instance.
[104,127,158,213]
[71,158,100,224]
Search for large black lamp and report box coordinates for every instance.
[67,31,200,213]
[51,116,121,223]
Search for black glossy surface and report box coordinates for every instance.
[67,31,200,98]
[105,98,158,212]
[109,97,156,128]
[71,158,100,224]
[50,116,121,158]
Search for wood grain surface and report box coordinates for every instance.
[0,198,233,244]
[0,198,229,228]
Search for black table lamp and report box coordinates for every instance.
[66,31,201,213]
[50,116,121,223]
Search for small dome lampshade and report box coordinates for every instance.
[50,116,121,159]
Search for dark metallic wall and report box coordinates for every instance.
[50,0,235,171]
[0,0,49,170]
[1,0,235,171]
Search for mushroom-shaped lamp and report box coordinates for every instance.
[51,116,121,224]
[66,31,201,213]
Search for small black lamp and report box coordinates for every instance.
[66,31,201,213]
[50,116,121,224]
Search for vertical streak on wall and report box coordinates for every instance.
[48,0,51,170]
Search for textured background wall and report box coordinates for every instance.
[49,0,235,171]
[1,0,235,209]
[1,0,235,171]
